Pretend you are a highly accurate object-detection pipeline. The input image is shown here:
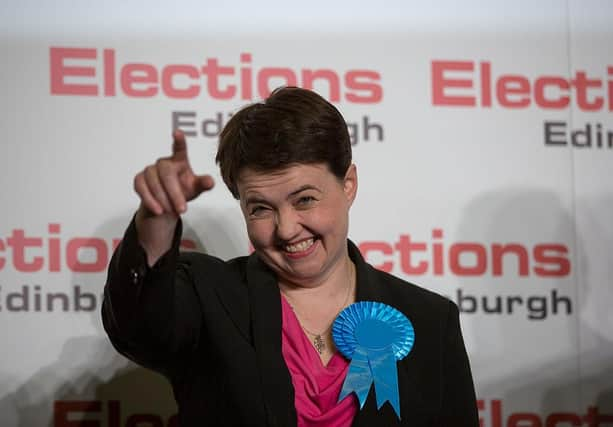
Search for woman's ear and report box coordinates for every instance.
[343,164,358,205]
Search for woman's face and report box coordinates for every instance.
[237,163,357,287]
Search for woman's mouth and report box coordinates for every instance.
[283,237,318,258]
[285,238,314,253]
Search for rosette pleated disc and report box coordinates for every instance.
[333,301,414,361]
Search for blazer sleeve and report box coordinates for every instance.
[440,301,479,426]
[101,216,202,379]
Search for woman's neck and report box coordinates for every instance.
[279,256,356,336]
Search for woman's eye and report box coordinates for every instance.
[250,206,268,216]
[297,196,316,206]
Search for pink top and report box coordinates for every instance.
[281,295,358,427]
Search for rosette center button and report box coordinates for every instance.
[354,319,399,350]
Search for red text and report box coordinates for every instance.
[479,398,613,427]
[358,229,571,277]
[50,47,383,103]
[0,223,196,273]
[432,60,613,111]
[54,400,177,427]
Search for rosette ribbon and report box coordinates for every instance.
[332,301,414,420]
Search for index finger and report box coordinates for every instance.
[172,129,188,162]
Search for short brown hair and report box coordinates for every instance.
[216,86,352,199]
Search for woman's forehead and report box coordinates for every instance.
[237,163,332,200]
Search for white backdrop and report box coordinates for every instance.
[1,1,612,425]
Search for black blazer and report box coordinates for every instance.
[102,219,478,426]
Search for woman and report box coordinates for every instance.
[102,87,479,426]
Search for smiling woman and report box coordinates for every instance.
[238,164,355,290]
[102,86,479,426]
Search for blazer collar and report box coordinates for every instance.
[246,253,296,427]
[349,239,385,303]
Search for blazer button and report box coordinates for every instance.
[129,268,140,285]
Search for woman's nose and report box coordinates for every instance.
[275,208,301,241]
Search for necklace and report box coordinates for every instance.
[282,262,355,355]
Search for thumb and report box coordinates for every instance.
[193,174,215,195]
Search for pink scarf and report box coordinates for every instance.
[281,295,358,427]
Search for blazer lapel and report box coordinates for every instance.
[350,240,383,303]
[246,254,297,427]
[211,264,251,343]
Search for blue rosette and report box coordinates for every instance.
[333,301,415,420]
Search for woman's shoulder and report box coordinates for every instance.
[348,238,453,320]
[177,250,251,287]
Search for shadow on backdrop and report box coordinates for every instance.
[456,189,613,416]
[0,209,246,426]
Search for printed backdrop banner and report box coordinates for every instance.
[1,1,612,425]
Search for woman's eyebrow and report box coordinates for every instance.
[288,185,321,197]
[245,185,321,205]
[244,195,269,205]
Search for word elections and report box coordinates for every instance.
[54,399,613,427]
[359,230,570,278]
[54,401,177,427]
[432,60,613,111]
[1,225,568,277]
[49,47,382,103]
[0,224,195,273]
[479,399,613,427]
[172,111,385,145]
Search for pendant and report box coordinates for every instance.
[313,335,325,354]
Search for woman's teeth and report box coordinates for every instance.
[285,238,314,253]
